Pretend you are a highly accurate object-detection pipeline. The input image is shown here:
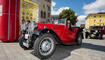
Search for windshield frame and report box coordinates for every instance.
[54,19,67,25]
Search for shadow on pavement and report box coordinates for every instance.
[82,43,105,52]
[46,45,81,60]
[40,42,105,60]
[31,44,81,60]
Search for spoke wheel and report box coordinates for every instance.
[34,33,56,59]
[39,37,54,56]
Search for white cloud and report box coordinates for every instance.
[83,0,105,14]
[52,1,56,7]
[76,15,86,26]
[51,7,70,15]
[77,15,86,21]
[51,1,70,15]
[77,0,105,26]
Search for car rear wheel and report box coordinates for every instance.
[33,33,56,59]
[76,33,82,45]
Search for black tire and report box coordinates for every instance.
[99,33,103,39]
[33,33,56,59]
[19,36,31,50]
[76,33,82,45]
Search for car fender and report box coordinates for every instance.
[33,28,63,44]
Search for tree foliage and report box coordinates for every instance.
[59,9,78,25]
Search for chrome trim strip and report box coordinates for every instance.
[19,0,21,37]
[8,0,11,40]
[15,0,17,39]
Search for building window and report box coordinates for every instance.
[99,20,102,22]
[22,12,25,15]
[49,0,51,3]
[41,11,46,19]
[43,5,45,9]
[100,16,102,18]
[94,20,96,22]
[26,16,29,19]
[47,5,51,11]
[94,16,96,18]
[44,12,46,19]
[41,11,43,18]
[45,0,51,3]
[48,13,50,18]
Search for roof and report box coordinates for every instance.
[97,12,105,14]
[85,12,105,20]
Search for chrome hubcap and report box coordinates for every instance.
[41,40,51,51]
[39,37,54,56]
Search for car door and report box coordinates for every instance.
[54,24,65,38]
[62,25,76,43]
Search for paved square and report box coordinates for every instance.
[0,37,105,60]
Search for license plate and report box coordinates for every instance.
[25,34,29,39]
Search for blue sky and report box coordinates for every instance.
[51,0,105,26]
[52,0,95,15]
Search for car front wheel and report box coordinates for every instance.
[33,33,56,59]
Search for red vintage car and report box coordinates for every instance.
[19,19,82,59]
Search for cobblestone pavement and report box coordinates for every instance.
[0,36,105,60]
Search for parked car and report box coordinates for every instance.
[101,26,105,35]
[19,19,83,59]
[89,26,103,39]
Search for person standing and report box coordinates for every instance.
[20,19,26,34]
[26,20,30,28]
[83,28,86,39]
[67,20,72,31]
[25,20,31,33]
[85,29,89,39]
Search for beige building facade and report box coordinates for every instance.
[31,0,51,22]
[85,13,105,29]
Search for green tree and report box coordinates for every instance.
[59,9,78,25]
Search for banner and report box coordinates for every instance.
[0,5,2,16]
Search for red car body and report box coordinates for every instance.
[19,20,82,59]
[36,23,79,43]
[101,26,105,35]
[101,30,105,35]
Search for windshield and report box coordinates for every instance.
[37,19,66,24]
[54,19,66,24]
